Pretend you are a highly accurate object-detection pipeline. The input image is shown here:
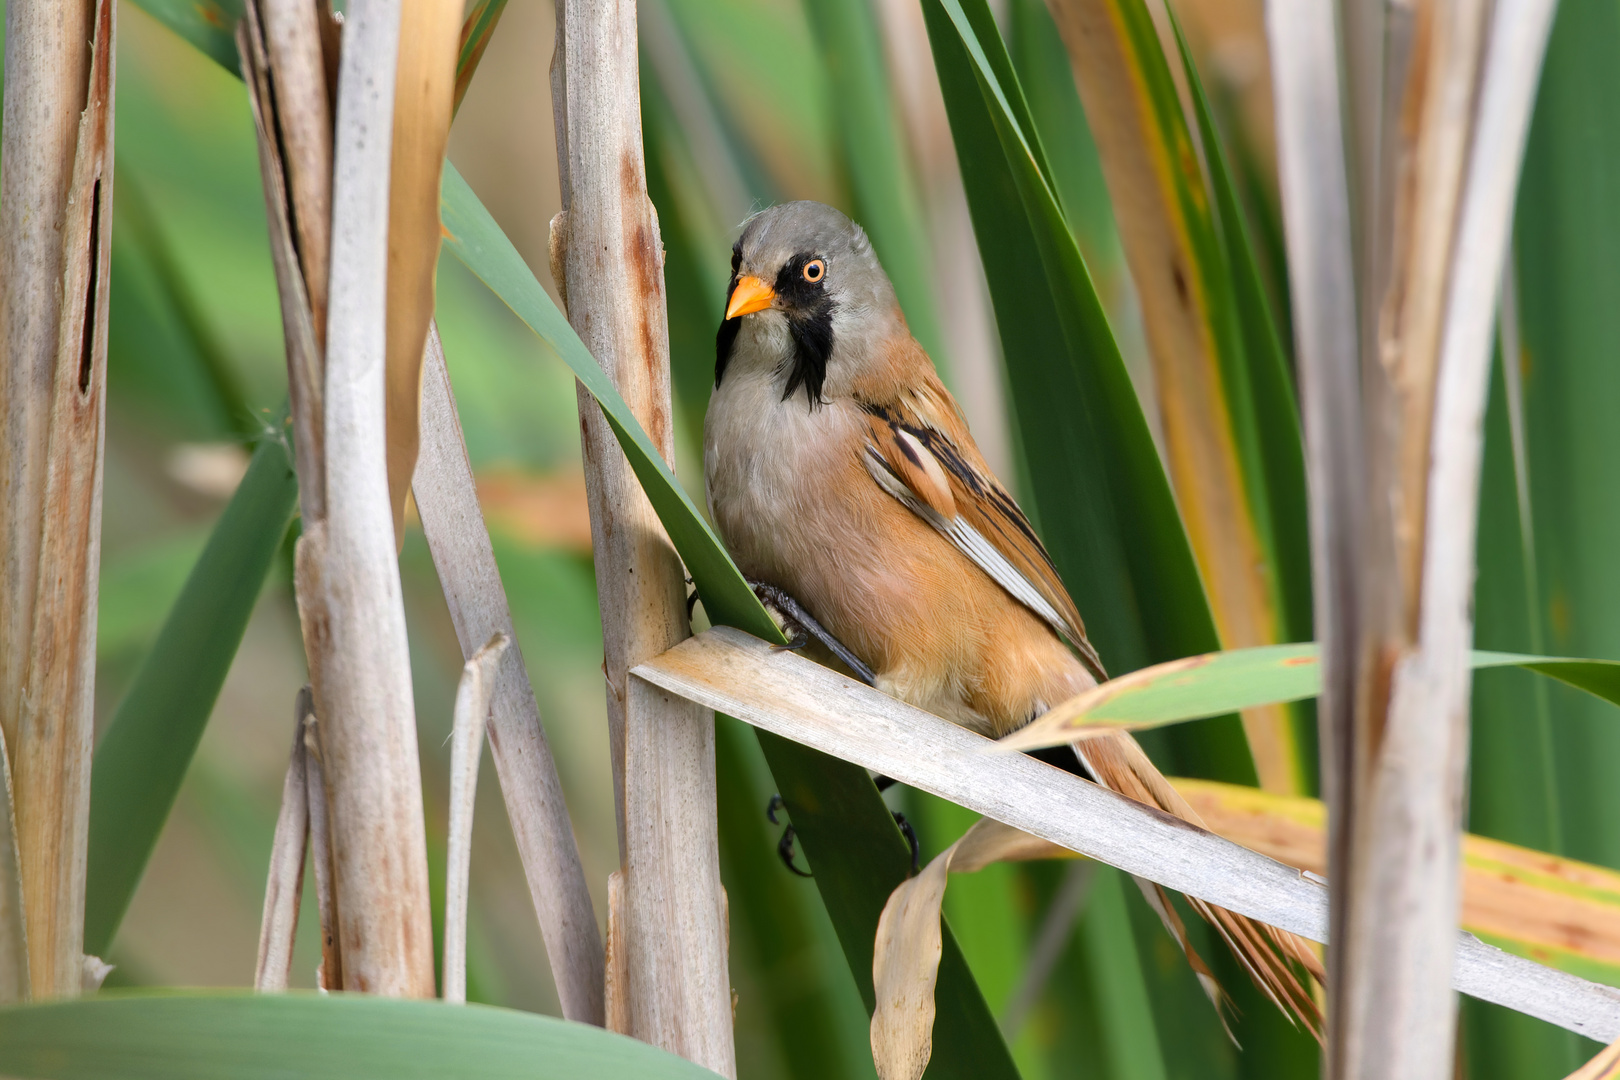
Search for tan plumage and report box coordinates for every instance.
[705,201,1321,1037]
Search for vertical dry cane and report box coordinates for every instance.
[551,0,734,1071]
[414,327,606,1023]
[1268,0,1558,1074]
[0,0,117,999]
[316,0,435,997]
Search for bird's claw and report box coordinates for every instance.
[767,793,920,878]
[746,579,878,686]
[767,795,814,877]
[893,811,921,876]
[771,629,811,652]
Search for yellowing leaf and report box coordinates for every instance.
[1175,777,1620,988]
[384,0,463,544]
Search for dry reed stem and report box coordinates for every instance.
[414,327,605,1023]
[0,0,96,758]
[1261,0,1372,1070]
[301,707,342,991]
[238,2,327,521]
[0,727,26,1002]
[1341,4,1559,1075]
[621,676,733,1069]
[261,0,334,346]
[442,631,507,1005]
[319,0,434,997]
[255,692,312,992]
[605,870,630,1033]
[551,0,732,1070]
[1,0,115,999]
[383,0,461,543]
[635,626,1620,1042]
[1262,0,1554,1071]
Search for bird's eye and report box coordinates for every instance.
[802,259,825,283]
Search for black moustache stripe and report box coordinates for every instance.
[714,248,837,408]
[780,301,835,408]
[715,270,742,388]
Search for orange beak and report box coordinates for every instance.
[725,274,776,319]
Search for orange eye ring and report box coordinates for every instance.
[802,259,826,283]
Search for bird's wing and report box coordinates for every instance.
[858,378,1108,681]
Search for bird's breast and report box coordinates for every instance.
[704,366,863,583]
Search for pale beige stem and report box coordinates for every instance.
[261,0,334,345]
[319,0,434,997]
[302,708,342,991]
[0,0,115,1000]
[1,1,96,749]
[255,692,312,993]
[442,632,508,1005]
[413,327,605,1024]
[551,0,732,1070]
[0,726,27,1002]
[238,1,327,521]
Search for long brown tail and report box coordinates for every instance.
[1072,731,1325,1042]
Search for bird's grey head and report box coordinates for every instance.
[714,201,900,408]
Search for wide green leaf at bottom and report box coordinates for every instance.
[0,992,720,1079]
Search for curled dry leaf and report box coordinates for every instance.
[1567,1039,1620,1080]
[871,818,1069,1080]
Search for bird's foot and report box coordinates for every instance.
[893,810,921,876]
[767,795,813,877]
[746,580,877,686]
[766,793,921,878]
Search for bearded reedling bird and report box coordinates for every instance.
[704,201,1323,1036]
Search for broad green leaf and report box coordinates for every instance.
[0,992,718,1078]
[440,164,1017,1080]
[1041,0,1311,796]
[713,717,878,1080]
[922,4,1266,1068]
[1467,351,1576,1071]
[128,0,242,74]
[922,0,1258,787]
[1471,3,1620,1064]
[998,643,1620,750]
[85,436,299,956]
